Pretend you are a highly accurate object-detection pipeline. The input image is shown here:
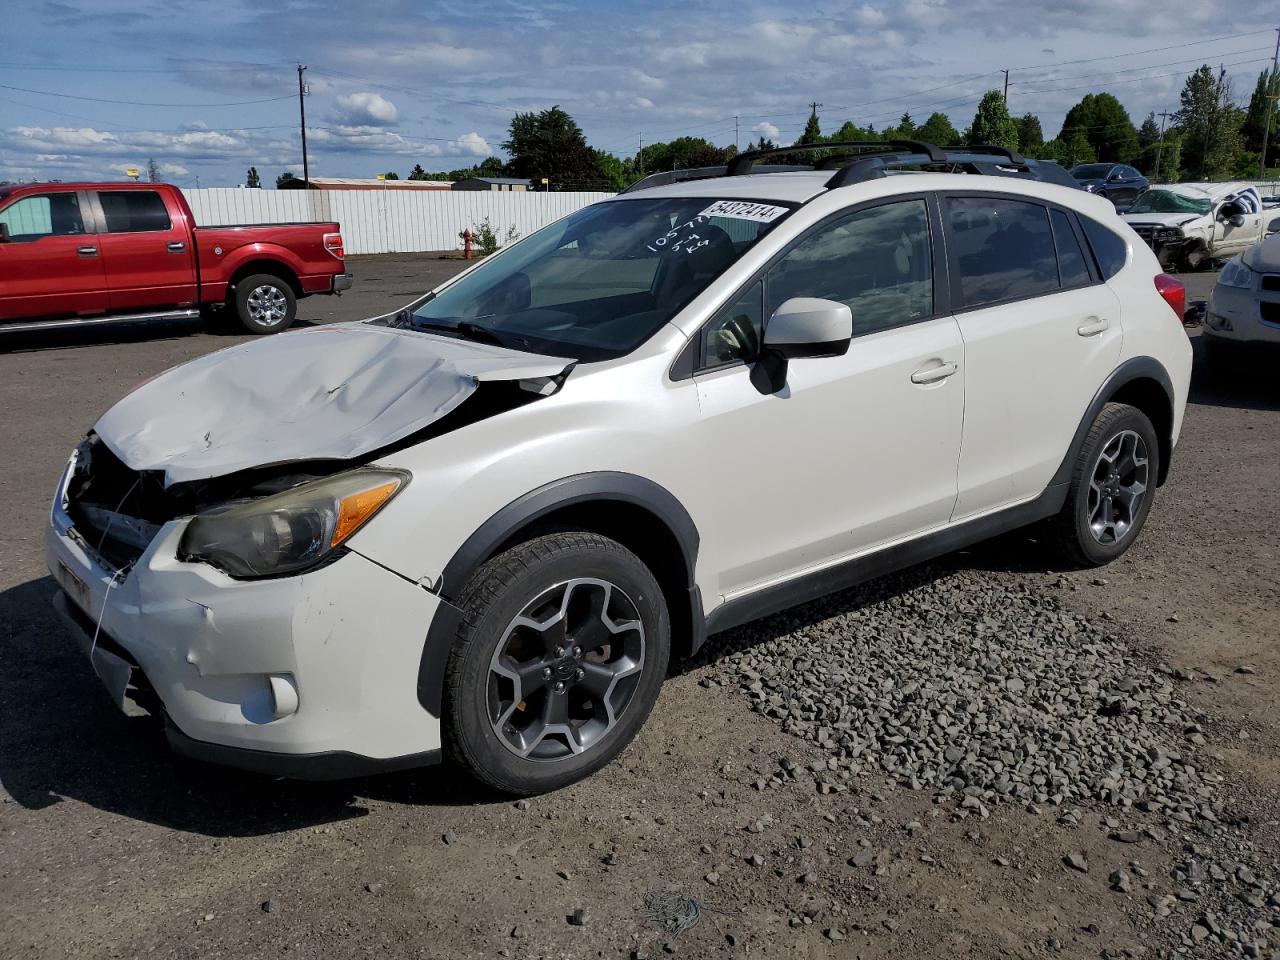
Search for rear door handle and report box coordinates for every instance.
[1077,317,1111,337]
[910,360,959,385]
[77,245,98,258]
[166,241,186,253]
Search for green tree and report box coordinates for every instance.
[592,150,629,191]
[1133,113,1163,175]
[636,136,729,173]
[381,171,400,180]
[914,112,959,146]
[1176,65,1245,179]
[829,119,879,142]
[1015,113,1044,153]
[276,171,299,189]
[245,166,261,188]
[881,113,915,140]
[1039,131,1095,168]
[146,158,161,182]
[1058,93,1138,163]
[798,110,823,144]
[407,163,429,180]
[967,91,1018,150]
[1153,130,1183,183]
[503,105,608,189]
[1243,67,1280,166]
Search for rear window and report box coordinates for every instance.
[1078,215,1128,279]
[99,191,172,233]
[944,196,1058,308]
[1051,209,1092,288]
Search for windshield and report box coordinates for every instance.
[1071,164,1113,180]
[409,196,794,360]
[1128,190,1212,215]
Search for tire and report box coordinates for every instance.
[1046,402,1160,567]
[443,532,671,795]
[232,273,296,334]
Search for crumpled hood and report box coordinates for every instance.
[94,322,573,487]
[1242,233,1280,272]
[1122,212,1203,229]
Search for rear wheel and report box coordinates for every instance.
[233,273,296,334]
[1046,403,1160,567]
[443,532,670,795]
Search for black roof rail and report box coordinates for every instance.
[726,139,947,176]
[960,143,1027,165]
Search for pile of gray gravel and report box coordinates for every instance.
[704,567,1218,817]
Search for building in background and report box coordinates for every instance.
[452,177,531,191]
[278,177,452,191]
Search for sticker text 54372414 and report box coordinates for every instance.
[698,200,789,224]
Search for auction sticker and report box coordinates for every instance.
[699,200,789,223]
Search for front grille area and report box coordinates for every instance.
[1130,225,1157,248]
[1261,301,1280,325]
[66,438,170,570]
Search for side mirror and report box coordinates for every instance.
[1268,217,1280,236]
[763,297,852,359]
[1228,214,1246,228]
[0,222,8,243]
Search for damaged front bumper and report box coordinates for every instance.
[45,457,447,779]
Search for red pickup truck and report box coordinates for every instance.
[0,182,352,335]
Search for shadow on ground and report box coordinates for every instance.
[1186,335,1280,413]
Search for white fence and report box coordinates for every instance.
[182,188,615,255]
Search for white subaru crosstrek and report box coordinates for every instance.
[47,142,1192,795]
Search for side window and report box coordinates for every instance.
[945,196,1058,308]
[98,191,172,233]
[701,280,763,368]
[1123,166,1141,180]
[0,193,86,241]
[1051,209,1092,288]
[1078,215,1128,280]
[766,199,932,335]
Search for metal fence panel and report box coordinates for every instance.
[181,188,615,254]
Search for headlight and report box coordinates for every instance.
[179,468,409,578]
[1217,258,1254,290]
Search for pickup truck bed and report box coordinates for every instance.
[0,182,352,335]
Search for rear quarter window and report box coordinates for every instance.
[1079,215,1128,279]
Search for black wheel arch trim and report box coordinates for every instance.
[417,471,703,717]
[1049,355,1176,488]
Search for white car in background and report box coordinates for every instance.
[1123,183,1267,271]
[46,141,1193,795]
[1205,232,1280,358]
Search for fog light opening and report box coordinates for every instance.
[268,674,299,718]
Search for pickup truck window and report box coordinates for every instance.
[0,193,87,241]
[1128,190,1211,215]
[99,191,172,233]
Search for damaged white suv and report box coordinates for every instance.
[47,142,1193,794]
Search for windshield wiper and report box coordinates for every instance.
[411,318,508,346]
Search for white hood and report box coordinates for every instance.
[1121,212,1203,229]
[94,322,573,486]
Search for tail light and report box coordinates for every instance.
[1153,273,1185,323]
[323,232,345,260]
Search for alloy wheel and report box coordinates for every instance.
[1086,429,1149,545]
[246,284,289,326]
[487,578,645,761]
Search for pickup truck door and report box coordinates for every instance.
[0,190,108,322]
[91,188,197,312]
[1213,195,1265,257]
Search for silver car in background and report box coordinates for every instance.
[1205,233,1280,360]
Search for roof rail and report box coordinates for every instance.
[620,164,811,195]
[726,140,947,176]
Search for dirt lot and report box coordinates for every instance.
[1,261,1276,960]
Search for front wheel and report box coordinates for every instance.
[233,273,296,334]
[1046,403,1160,567]
[443,532,670,795]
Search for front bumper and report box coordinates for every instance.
[1205,282,1280,345]
[45,463,446,778]
[333,272,354,293]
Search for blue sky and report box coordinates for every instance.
[0,0,1272,186]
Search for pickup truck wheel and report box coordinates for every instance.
[443,532,670,795]
[1045,402,1160,568]
[233,274,296,334]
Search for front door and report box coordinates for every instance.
[0,191,107,322]
[690,197,965,601]
[942,195,1123,519]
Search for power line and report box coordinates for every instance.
[0,82,293,107]
[1013,46,1272,88]
[1008,29,1274,71]
[1012,55,1274,94]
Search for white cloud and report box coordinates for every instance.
[332,92,400,127]
[159,162,190,176]
[753,121,781,142]
[450,132,492,156]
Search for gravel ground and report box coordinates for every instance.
[2,262,1278,960]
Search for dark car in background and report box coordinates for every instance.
[1069,163,1148,211]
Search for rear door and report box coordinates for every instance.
[943,194,1122,520]
[91,189,197,312]
[692,196,965,600]
[0,190,107,321]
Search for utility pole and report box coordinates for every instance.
[734,115,739,151]
[808,101,823,118]
[297,63,309,187]
[638,132,643,175]
[1003,69,1010,104]
[1260,26,1280,179]
[1154,110,1174,183]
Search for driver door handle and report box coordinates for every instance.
[77,245,98,258]
[910,360,958,384]
[1077,317,1111,337]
